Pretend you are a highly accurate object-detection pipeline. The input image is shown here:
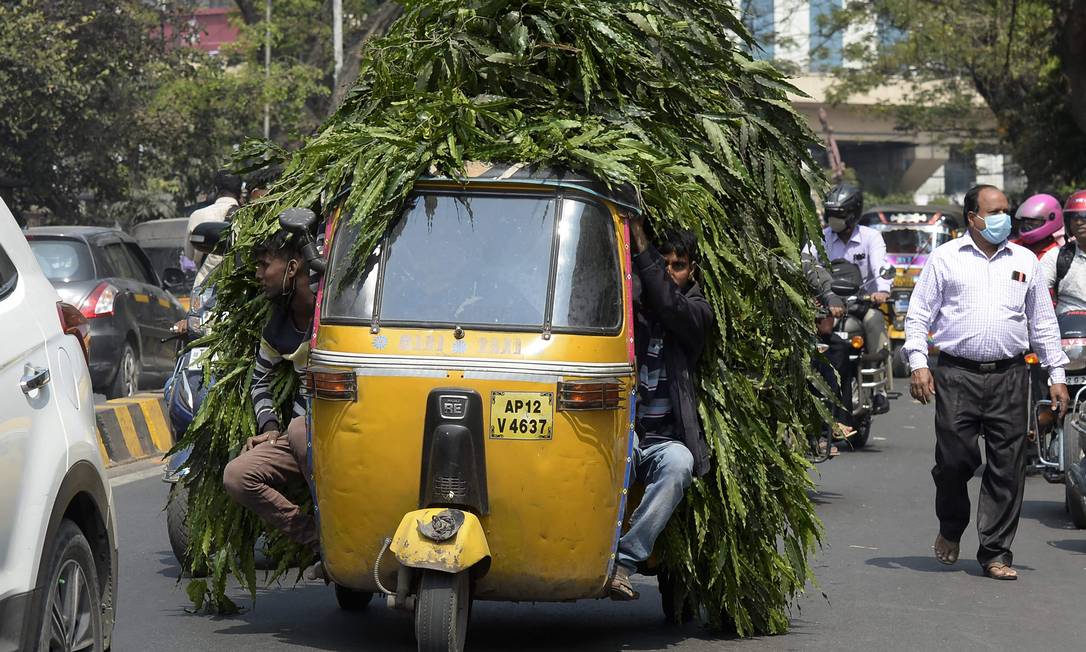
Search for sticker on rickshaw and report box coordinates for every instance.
[490,391,554,440]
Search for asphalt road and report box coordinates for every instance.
[109,393,1086,651]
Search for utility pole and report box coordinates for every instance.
[263,0,272,139]
[333,0,343,89]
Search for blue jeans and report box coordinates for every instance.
[616,439,694,572]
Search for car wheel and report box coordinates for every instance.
[166,483,207,577]
[108,343,139,399]
[35,519,103,652]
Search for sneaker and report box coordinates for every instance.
[303,560,324,581]
[872,392,890,415]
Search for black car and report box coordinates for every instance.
[25,226,187,398]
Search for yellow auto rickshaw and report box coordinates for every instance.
[282,165,645,651]
[859,205,961,377]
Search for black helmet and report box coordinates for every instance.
[824,183,864,232]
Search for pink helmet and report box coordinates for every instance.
[1015,193,1064,244]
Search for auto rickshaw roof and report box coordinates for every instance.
[861,204,963,229]
[417,162,642,214]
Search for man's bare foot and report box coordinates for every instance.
[933,534,959,565]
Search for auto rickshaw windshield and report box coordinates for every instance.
[878,227,951,254]
[323,192,623,332]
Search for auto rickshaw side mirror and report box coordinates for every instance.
[190,221,230,255]
[278,207,317,234]
[880,265,896,280]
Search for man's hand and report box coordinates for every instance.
[1050,383,1070,419]
[829,304,844,319]
[171,319,188,334]
[626,213,650,254]
[910,368,936,404]
[871,292,890,306]
[243,430,279,452]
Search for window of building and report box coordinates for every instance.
[809,0,843,71]
[876,12,906,52]
[741,0,775,60]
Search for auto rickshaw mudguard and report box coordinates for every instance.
[390,508,491,575]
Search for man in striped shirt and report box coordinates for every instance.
[224,229,317,553]
[904,184,1069,580]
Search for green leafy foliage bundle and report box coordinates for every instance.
[179,0,826,635]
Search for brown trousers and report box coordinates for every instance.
[223,416,317,546]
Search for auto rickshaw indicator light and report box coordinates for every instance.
[303,368,358,401]
[1025,352,1040,365]
[557,379,624,411]
[850,336,864,350]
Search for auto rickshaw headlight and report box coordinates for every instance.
[850,336,864,350]
[557,379,624,411]
[303,368,358,401]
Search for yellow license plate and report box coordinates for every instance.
[490,391,554,440]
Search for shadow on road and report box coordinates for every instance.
[865,555,1037,576]
[865,555,982,575]
[1021,498,1074,530]
[809,490,844,506]
[152,573,727,651]
[1046,538,1086,554]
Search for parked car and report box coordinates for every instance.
[0,199,118,650]
[25,226,187,398]
[130,217,194,309]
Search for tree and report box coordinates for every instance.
[0,1,175,218]
[180,0,825,635]
[826,0,1086,192]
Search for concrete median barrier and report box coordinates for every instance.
[95,393,173,467]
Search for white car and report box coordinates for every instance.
[0,199,117,651]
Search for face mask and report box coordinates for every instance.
[976,212,1012,244]
[828,217,849,233]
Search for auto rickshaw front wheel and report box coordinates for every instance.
[415,569,471,652]
[334,583,373,611]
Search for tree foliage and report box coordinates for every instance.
[179,0,827,635]
[826,0,1086,192]
[0,0,386,225]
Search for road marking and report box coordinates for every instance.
[110,464,166,487]
[903,425,916,430]
[848,545,879,550]
[873,436,887,441]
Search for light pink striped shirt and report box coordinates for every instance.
[903,235,1068,383]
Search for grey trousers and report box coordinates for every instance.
[932,360,1029,567]
[862,307,890,362]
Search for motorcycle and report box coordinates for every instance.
[827,260,893,448]
[161,221,226,574]
[1029,310,1086,529]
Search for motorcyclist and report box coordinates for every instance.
[820,183,891,414]
[803,251,851,456]
[1013,193,1064,259]
[1042,190,1086,492]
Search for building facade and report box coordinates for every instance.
[739,0,1017,203]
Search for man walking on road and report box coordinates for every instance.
[903,184,1069,580]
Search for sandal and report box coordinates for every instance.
[933,534,959,565]
[984,562,1018,581]
[817,438,839,458]
[609,566,640,601]
[832,423,856,441]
